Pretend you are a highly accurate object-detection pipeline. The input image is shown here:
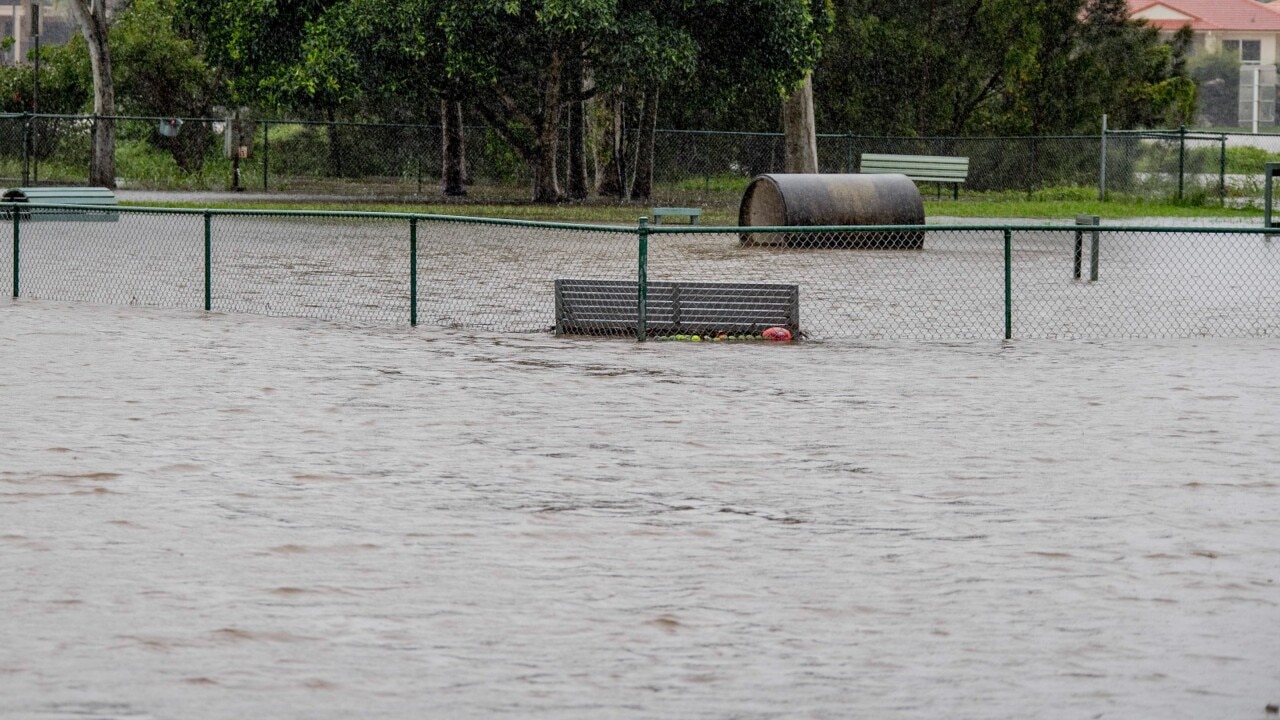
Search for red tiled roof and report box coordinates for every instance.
[1127,0,1280,31]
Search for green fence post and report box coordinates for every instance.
[262,120,270,192]
[11,206,19,299]
[1177,124,1186,201]
[21,115,30,186]
[410,217,418,326]
[203,211,212,311]
[1219,135,1227,205]
[637,217,649,342]
[1004,227,1012,340]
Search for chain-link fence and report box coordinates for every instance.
[4,113,1271,205]
[5,204,1278,340]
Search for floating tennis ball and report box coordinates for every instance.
[762,327,793,342]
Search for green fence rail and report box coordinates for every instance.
[3,203,1278,340]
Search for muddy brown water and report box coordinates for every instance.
[2,300,1278,718]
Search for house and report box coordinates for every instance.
[1127,0,1280,125]
[1128,0,1280,61]
[1,0,86,67]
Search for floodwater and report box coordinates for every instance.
[2,300,1278,719]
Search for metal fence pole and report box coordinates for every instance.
[1089,222,1101,283]
[21,115,30,186]
[203,211,212,311]
[11,207,19,298]
[409,217,418,326]
[1219,135,1227,205]
[637,217,649,342]
[1098,114,1108,201]
[262,120,270,192]
[1004,227,1012,340]
[1073,220,1084,280]
[1178,124,1186,201]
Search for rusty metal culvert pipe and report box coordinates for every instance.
[738,173,925,249]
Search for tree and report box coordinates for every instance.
[67,0,115,187]
[783,74,819,172]
[112,0,224,172]
[813,0,1195,137]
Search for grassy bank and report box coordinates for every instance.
[123,194,1264,224]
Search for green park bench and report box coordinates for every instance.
[650,207,702,225]
[859,153,970,199]
[2,187,120,222]
[555,279,800,337]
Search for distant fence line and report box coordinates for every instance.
[3,202,1277,341]
[0,113,1272,202]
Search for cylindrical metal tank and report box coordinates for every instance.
[738,173,925,249]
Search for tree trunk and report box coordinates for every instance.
[566,54,589,201]
[325,107,344,178]
[441,97,467,196]
[68,0,115,188]
[596,94,624,197]
[532,50,564,203]
[631,88,659,201]
[783,73,819,173]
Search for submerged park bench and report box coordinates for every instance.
[860,153,969,199]
[555,279,800,337]
[650,207,702,225]
[2,187,120,222]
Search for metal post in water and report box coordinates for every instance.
[1004,228,1012,340]
[409,217,418,326]
[637,217,649,342]
[1088,217,1101,282]
[203,211,212,311]
[1073,218,1085,280]
[11,206,19,298]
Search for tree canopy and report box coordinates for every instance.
[2,0,1199,198]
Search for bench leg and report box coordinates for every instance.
[953,184,959,201]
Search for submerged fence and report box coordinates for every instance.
[4,203,1278,340]
[0,114,1264,203]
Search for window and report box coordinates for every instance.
[1224,39,1263,64]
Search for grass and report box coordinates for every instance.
[124,191,1263,225]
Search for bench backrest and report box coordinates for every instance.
[860,154,969,182]
[556,279,800,336]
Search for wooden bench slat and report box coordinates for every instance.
[859,153,969,199]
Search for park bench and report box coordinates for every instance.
[859,154,969,199]
[651,207,702,225]
[555,279,800,337]
[2,187,119,222]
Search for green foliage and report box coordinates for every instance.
[812,0,1196,136]
[112,0,225,172]
[0,38,91,115]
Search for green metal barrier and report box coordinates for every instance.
[3,202,1277,340]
